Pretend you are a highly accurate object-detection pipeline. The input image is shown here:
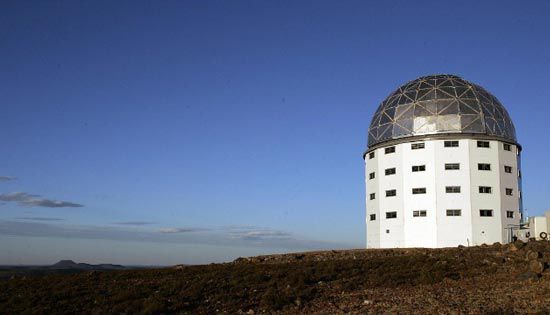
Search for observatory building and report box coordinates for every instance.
[364,74,522,248]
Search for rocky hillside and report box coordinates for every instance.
[1,241,549,314]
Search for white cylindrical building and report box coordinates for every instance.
[364,74,522,248]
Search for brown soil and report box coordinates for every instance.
[1,241,549,314]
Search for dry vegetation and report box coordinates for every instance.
[1,241,549,314]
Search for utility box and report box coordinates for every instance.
[527,211,549,240]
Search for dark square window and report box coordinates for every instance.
[369,214,376,221]
[413,210,427,217]
[446,186,461,193]
[478,163,491,171]
[386,211,397,219]
[411,143,425,150]
[386,189,397,197]
[385,168,396,175]
[503,144,511,151]
[369,193,375,200]
[445,163,460,170]
[412,188,426,194]
[504,166,512,173]
[412,165,426,172]
[369,172,375,180]
[506,211,514,218]
[369,151,375,159]
[477,141,490,148]
[446,209,462,216]
[385,146,396,154]
[479,186,492,194]
[480,209,493,217]
[506,188,513,196]
[444,140,459,147]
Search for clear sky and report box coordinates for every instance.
[1,1,549,265]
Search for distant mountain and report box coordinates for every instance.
[0,260,145,279]
[50,260,80,269]
[49,260,127,270]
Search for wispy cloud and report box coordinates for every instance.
[158,227,204,234]
[0,192,83,208]
[0,176,17,181]
[229,229,292,241]
[113,221,155,226]
[223,225,261,230]
[16,217,64,222]
[0,192,39,202]
[0,220,348,251]
[23,199,83,208]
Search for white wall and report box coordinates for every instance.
[499,143,521,242]
[365,148,380,248]
[402,141,437,247]
[377,144,404,248]
[469,139,502,245]
[365,138,521,248]
[434,139,473,247]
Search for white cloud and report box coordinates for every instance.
[16,217,64,222]
[0,192,83,208]
[158,227,202,234]
[229,229,292,241]
[113,221,155,226]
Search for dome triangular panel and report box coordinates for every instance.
[367,74,517,147]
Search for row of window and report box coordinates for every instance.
[369,163,513,178]
[368,141,513,159]
[447,186,514,195]
[369,186,514,199]
[368,209,515,220]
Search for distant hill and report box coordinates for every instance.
[49,260,126,270]
[50,260,82,269]
[0,260,136,279]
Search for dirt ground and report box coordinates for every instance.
[1,240,549,314]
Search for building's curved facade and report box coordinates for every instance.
[364,75,522,248]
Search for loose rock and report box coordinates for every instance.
[529,260,544,274]
[525,250,540,261]
[517,271,539,281]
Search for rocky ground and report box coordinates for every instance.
[1,241,549,314]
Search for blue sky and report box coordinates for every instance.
[1,1,549,265]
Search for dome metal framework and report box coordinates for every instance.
[368,74,517,148]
